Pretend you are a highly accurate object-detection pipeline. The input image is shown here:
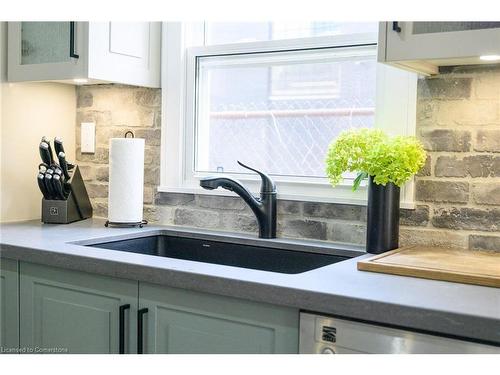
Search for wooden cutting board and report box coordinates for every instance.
[357,245,500,288]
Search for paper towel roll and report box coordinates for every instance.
[108,138,145,223]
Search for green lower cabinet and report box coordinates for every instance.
[14,260,299,354]
[20,262,138,354]
[0,258,19,353]
[139,282,299,354]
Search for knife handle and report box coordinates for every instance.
[38,163,49,174]
[52,174,66,200]
[39,142,52,166]
[41,137,54,165]
[53,166,63,177]
[54,137,65,156]
[37,174,50,200]
[43,173,55,200]
[53,167,64,185]
[58,152,71,180]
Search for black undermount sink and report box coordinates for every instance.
[85,234,352,274]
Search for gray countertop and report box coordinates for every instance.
[1,218,499,345]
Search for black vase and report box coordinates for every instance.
[366,176,400,254]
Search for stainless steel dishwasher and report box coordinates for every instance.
[299,312,500,354]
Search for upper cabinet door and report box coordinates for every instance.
[379,22,500,75]
[8,22,86,82]
[87,22,161,88]
[7,22,160,87]
[20,22,72,65]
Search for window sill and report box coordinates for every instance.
[157,185,416,209]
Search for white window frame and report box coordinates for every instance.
[159,22,418,209]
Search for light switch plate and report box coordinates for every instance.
[81,122,95,153]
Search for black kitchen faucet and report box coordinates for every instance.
[199,161,277,239]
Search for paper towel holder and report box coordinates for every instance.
[105,131,147,228]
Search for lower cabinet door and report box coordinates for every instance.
[20,262,138,354]
[1,258,19,352]
[138,282,299,354]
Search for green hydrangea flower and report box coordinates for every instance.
[325,128,426,191]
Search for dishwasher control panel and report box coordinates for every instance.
[321,326,337,343]
[299,312,500,354]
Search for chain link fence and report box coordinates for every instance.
[198,99,375,178]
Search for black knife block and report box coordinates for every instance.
[42,166,93,224]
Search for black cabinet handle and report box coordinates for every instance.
[137,308,148,354]
[119,304,130,354]
[392,22,402,33]
[69,22,79,58]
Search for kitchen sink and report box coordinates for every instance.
[84,234,352,274]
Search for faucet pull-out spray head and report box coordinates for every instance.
[237,161,276,194]
[199,178,220,190]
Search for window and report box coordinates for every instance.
[161,22,418,207]
[195,45,376,178]
[204,22,379,44]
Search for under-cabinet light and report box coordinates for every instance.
[73,78,88,84]
[479,55,500,61]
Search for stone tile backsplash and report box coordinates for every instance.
[76,67,500,251]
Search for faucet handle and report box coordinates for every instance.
[237,161,276,193]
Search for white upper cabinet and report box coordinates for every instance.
[378,22,500,75]
[8,22,161,87]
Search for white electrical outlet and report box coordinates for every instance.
[81,122,96,153]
